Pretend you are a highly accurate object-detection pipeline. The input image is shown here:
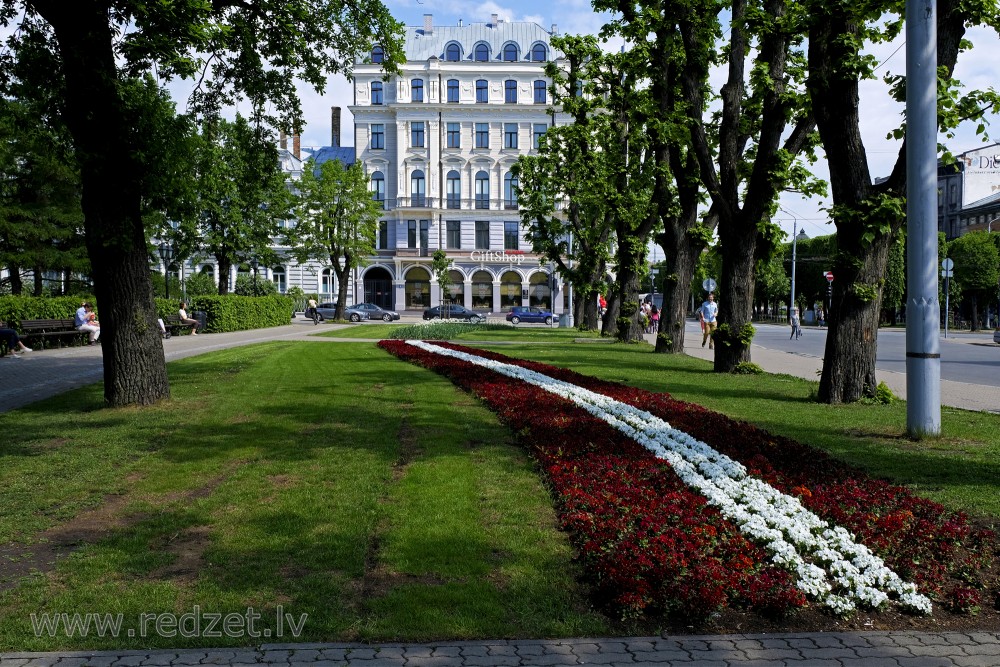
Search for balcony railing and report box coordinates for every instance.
[380,197,556,211]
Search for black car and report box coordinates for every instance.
[353,302,400,322]
[422,305,487,322]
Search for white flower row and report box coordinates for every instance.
[407,340,932,615]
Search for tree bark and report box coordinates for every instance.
[713,222,756,369]
[9,263,23,295]
[216,257,232,295]
[655,227,698,352]
[37,1,169,406]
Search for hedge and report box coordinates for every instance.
[0,296,95,331]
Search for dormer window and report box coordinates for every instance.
[474,43,490,62]
[530,43,547,62]
[503,43,519,62]
[372,45,385,63]
[445,43,461,61]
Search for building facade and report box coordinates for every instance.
[938,143,1000,239]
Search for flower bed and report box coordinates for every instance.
[377,339,996,621]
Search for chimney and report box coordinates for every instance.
[279,131,287,150]
[491,13,498,27]
[423,13,433,34]
[292,134,301,159]
[331,107,342,147]
[458,18,463,27]
[551,24,558,35]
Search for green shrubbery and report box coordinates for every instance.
[0,295,95,329]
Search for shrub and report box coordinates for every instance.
[732,361,764,375]
[183,272,218,297]
[234,274,278,296]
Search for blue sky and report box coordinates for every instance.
[280,0,1000,243]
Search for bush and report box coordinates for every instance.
[732,361,764,375]
[234,274,278,296]
[0,295,95,331]
[183,272,218,297]
[156,294,293,333]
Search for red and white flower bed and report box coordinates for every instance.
[378,339,995,620]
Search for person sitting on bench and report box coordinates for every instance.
[178,302,199,335]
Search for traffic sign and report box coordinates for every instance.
[941,270,954,278]
[702,278,717,292]
[824,271,835,283]
[942,258,954,271]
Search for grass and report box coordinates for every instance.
[318,322,601,342]
[2,331,998,650]
[0,342,608,651]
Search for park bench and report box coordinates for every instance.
[20,318,88,348]
[162,314,196,338]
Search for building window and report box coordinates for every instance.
[372,46,384,63]
[504,221,519,250]
[504,172,518,209]
[475,221,490,249]
[378,221,388,249]
[476,79,488,103]
[447,79,459,103]
[410,170,425,206]
[371,171,385,208]
[505,80,517,104]
[531,43,546,62]
[504,123,518,149]
[447,220,461,249]
[533,80,547,104]
[419,220,429,249]
[447,122,461,148]
[445,43,461,61]
[475,171,490,209]
[411,79,423,102]
[474,43,489,62]
[446,170,461,208]
[407,220,417,248]
[501,270,520,308]
[405,267,430,307]
[475,122,489,148]
[271,266,286,293]
[371,81,383,105]
[411,121,425,147]
[503,43,519,62]
[533,123,547,149]
[370,123,384,149]
[472,269,492,308]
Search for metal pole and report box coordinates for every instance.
[790,220,798,318]
[905,0,941,436]
[944,274,950,338]
[567,231,574,327]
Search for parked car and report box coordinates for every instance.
[422,305,487,322]
[994,329,1000,345]
[506,306,554,325]
[315,302,370,323]
[352,302,400,322]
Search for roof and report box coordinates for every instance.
[311,146,356,167]
[964,191,1000,210]
[402,19,559,61]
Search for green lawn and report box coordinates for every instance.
[2,335,997,650]
[318,322,600,341]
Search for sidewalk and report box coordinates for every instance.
[3,319,999,664]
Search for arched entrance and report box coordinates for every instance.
[471,270,492,309]
[500,270,521,310]
[364,266,394,308]
[444,269,465,306]
[405,267,431,309]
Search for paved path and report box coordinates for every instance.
[3,318,1000,664]
[3,632,1000,666]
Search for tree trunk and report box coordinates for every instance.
[970,295,979,332]
[216,257,232,295]
[41,2,169,406]
[655,229,698,352]
[9,263,23,295]
[713,221,756,371]
[603,291,620,337]
[32,265,44,296]
[333,254,351,320]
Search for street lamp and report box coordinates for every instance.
[789,222,808,320]
[158,242,174,301]
[250,257,259,294]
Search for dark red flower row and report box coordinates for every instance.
[378,340,995,618]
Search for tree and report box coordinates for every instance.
[290,159,381,321]
[0,1,403,406]
[948,231,1000,330]
[185,115,294,295]
[806,0,1000,402]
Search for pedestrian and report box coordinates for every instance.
[0,321,32,358]
[790,307,802,340]
[74,302,101,344]
[699,293,718,349]
[306,297,319,325]
[178,301,199,335]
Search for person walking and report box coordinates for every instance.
[790,307,802,340]
[699,293,718,349]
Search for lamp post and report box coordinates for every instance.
[250,257,259,294]
[158,242,174,301]
[989,216,999,328]
[789,222,808,320]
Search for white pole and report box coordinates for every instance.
[905,0,941,436]
[790,219,798,317]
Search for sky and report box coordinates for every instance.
[191,0,1000,247]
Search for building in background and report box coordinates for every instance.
[938,143,1000,239]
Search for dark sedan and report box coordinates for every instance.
[315,302,370,323]
[353,302,400,322]
[506,306,554,325]
[422,305,487,322]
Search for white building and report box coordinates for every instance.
[348,13,570,314]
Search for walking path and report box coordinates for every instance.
[2,317,999,665]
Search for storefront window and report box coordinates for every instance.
[443,269,465,305]
[405,267,431,308]
[471,270,492,309]
[500,270,521,309]
[529,272,550,308]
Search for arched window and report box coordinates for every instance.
[471,270,492,309]
[405,267,430,308]
[446,170,461,209]
[372,46,384,63]
[533,80,546,104]
[474,43,490,62]
[445,43,461,61]
[504,80,517,104]
[371,171,385,208]
[411,169,426,207]
[504,172,518,209]
[530,43,547,62]
[271,266,286,293]
[411,78,424,102]
[503,43,519,61]
[475,171,490,210]
[199,265,214,278]
[371,81,383,105]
